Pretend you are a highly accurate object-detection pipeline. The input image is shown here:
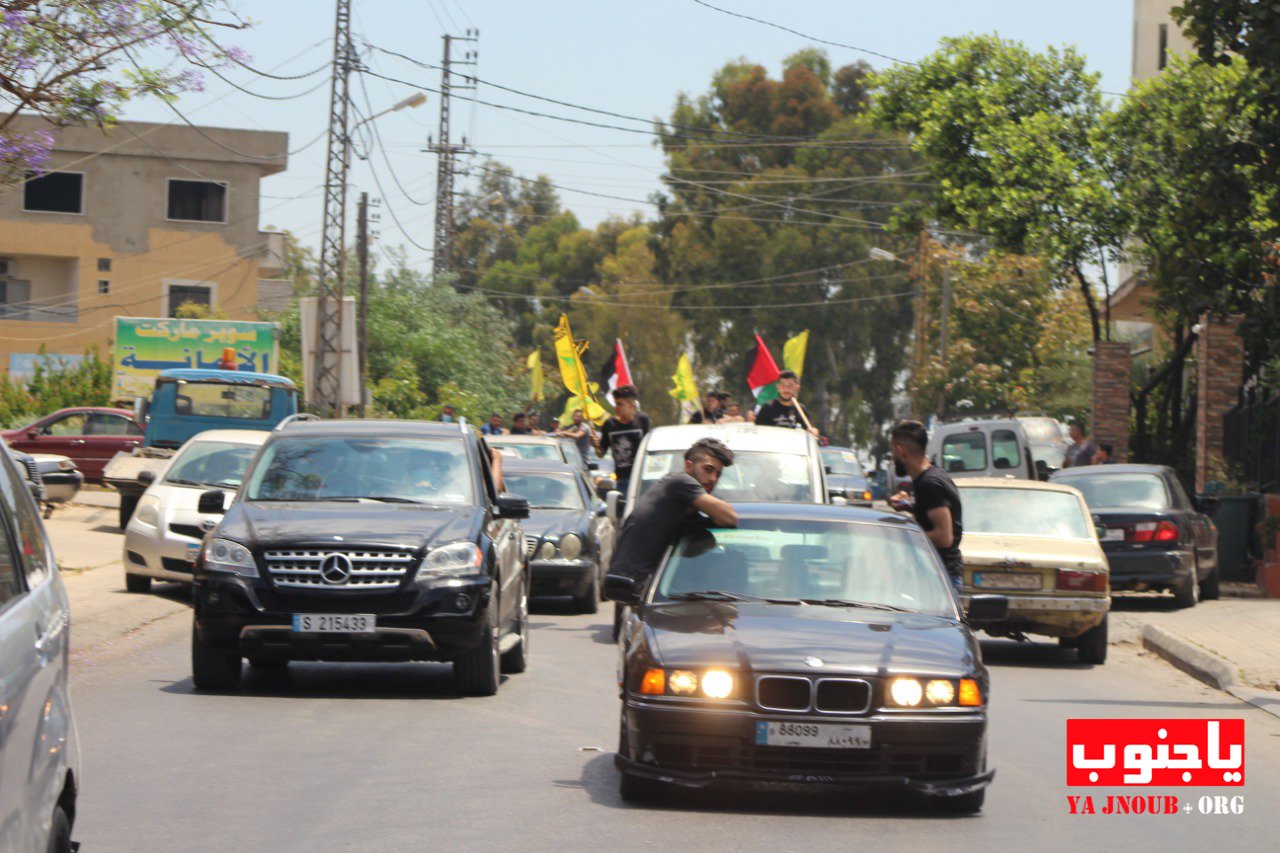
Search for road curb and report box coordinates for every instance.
[1141,624,1280,720]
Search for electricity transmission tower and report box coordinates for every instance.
[313,0,356,415]
[427,30,477,278]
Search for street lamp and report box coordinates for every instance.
[353,91,428,133]
[868,247,901,263]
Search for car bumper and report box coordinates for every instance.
[38,471,83,503]
[193,572,493,662]
[620,699,990,795]
[1102,549,1194,591]
[124,524,200,583]
[960,594,1109,638]
[529,558,594,596]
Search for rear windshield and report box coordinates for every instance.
[940,432,986,473]
[503,473,584,510]
[821,449,865,477]
[492,442,564,462]
[990,429,1022,471]
[639,450,813,503]
[961,487,1091,539]
[1064,473,1169,510]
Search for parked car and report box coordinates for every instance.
[123,429,270,593]
[956,478,1110,663]
[1050,464,1219,607]
[926,419,1038,481]
[190,419,531,695]
[0,436,81,852]
[1,439,83,518]
[821,446,874,506]
[605,502,1005,812]
[3,406,143,482]
[503,459,615,612]
[1016,416,1071,479]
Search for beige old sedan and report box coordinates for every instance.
[956,478,1110,664]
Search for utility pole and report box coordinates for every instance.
[356,191,369,416]
[909,229,929,420]
[313,0,355,416]
[427,30,477,279]
[937,264,952,420]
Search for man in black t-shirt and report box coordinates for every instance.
[887,419,964,599]
[754,371,819,436]
[593,385,651,491]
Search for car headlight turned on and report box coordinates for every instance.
[538,540,557,560]
[925,679,956,705]
[133,494,162,527]
[639,667,736,700]
[205,538,257,578]
[889,677,924,707]
[700,669,734,699]
[420,542,483,579]
[559,533,583,560]
[886,676,983,708]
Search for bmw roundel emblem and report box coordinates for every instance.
[319,553,353,585]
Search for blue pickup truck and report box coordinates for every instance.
[103,368,299,526]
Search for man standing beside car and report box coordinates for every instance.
[887,419,964,599]
[593,385,650,494]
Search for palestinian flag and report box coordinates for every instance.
[598,338,633,406]
[744,333,782,403]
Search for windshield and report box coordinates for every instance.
[245,435,474,504]
[504,473,584,509]
[164,440,260,489]
[962,487,1091,538]
[654,520,955,616]
[491,441,564,462]
[821,449,865,478]
[177,383,271,419]
[1062,473,1169,510]
[1019,418,1063,442]
[638,450,813,503]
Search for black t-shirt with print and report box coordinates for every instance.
[599,412,651,481]
[754,399,803,429]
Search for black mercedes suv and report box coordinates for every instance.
[190,419,530,696]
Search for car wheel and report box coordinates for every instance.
[573,564,600,615]
[191,621,242,690]
[930,788,985,813]
[1076,615,1108,665]
[48,803,72,853]
[500,581,530,675]
[454,593,500,696]
[1173,566,1200,609]
[1199,563,1221,601]
[1058,635,1078,650]
[118,494,139,529]
[125,573,152,594]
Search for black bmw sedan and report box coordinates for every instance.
[605,503,1006,812]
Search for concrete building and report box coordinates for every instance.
[0,115,289,374]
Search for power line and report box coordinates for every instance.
[689,0,914,66]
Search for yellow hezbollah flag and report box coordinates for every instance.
[558,384,601,427]
[783,330,809,380]
[527,350,544,402]
[552,315,608,423]
[668,353,699,403]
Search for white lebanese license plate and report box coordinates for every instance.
[754,720,871,749]
[186,542,201,562]
[973,572,1042,590]
[1104,528,1126,541]
[291,614,375,633]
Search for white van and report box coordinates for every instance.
[926,419,1041,481]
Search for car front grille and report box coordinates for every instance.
[523,535,539,560]
[161,557,195,574]
[756,675,872,714]
[262,548,417,590]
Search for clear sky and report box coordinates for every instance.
[119,0,1136,270]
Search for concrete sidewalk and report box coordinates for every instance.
[1111,595,1280,718]
[69,488,120,510]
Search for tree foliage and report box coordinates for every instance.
[0,346,112,428]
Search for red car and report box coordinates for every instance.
[3,407,144,482]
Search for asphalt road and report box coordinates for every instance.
[54,509,1280,851]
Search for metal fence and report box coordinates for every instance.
[1223,388,1280,492]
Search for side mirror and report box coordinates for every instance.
[197,489,227,515]
[1035,459,1051,481]
[605,489,624,524]
[594,502,608,517]
[1095,525,1108,540]
[603,574,640,605]
[495,492,530,520]
[824,465,835,475]
[138,469,156,486]
[587,460,599,471]
[27,430,39,441]
[966,595,1010,622]
[132,395,150,425]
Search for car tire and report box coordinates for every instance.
[1173,566,1200,609]
[125,573,152,593]
[1199,563,1221,601]
[616,715,664,803]
[48,803,73,853]
[454,594,500,696]
[573,565,600,615]
[1076,615,1108,665]
[930,788,985,813]
[118,494,139,529]
[500,581,530,675]
[191,621,242,691]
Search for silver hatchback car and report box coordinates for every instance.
[0,445,80,851]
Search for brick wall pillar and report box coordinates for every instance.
[1195,314,1245,493]
[1092,341,1132,462]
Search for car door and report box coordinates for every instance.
[83,412,144,480]
[21,411,89,471]
[478,439,521,625]
[1165,472,1217,572]
[0,448,70,851]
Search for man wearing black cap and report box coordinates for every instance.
[689,391,725,424]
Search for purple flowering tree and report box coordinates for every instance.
[0,1,250,185]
